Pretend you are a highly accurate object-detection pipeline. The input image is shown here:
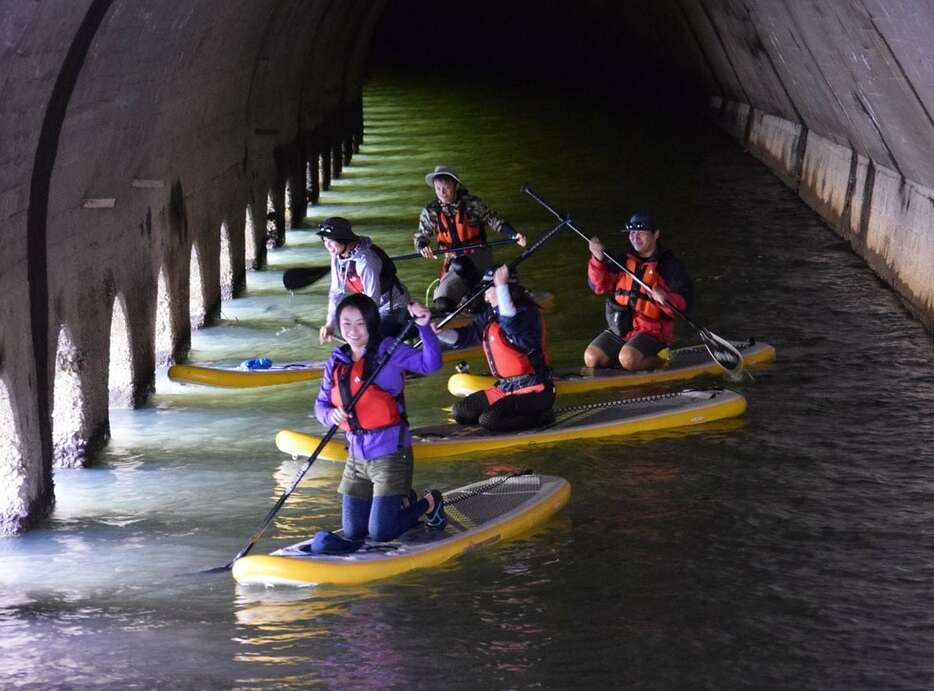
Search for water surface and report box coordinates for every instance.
[2,70,933,689]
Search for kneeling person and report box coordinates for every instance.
[311,294,446,554]
[585,213,691,371]
[436,265,555,432]
[416,165,526,313]
[317,216,411,343]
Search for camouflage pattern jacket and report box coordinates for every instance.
[414,188,516,250]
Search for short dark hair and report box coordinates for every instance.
[335,293,381,344]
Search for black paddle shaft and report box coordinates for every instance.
[211,317,419,572]
[283,239,517,291]
[394,237,516,262]
[521,185,743,371]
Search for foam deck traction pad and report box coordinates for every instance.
[276,388,747,461]
[232,473,571,586]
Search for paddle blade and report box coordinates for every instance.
[177,562,232,577]
[283,266,330,291]
[699,329,744,375]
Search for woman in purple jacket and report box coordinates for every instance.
[311,293,446,554]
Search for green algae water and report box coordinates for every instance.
[2,69,934,689]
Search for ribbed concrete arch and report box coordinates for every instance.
[0,0,386,533]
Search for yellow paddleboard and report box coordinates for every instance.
[168,344,483,388]
[232,473,570,586]
[276,388,746,462]
[449,340,776,396]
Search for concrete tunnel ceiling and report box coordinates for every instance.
[1,0,933,534]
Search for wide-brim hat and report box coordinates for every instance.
[316,216,358,242]
[425,165,462,187]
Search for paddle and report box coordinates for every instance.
[415,215,571,345]
[283,239,518,291]
[199,316,419,574]
[520,185,744,375]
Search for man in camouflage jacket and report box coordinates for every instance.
[415,165,526,312]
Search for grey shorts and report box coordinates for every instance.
[589,330,666,362]
[338,447,414,499]
[433,247,494,303]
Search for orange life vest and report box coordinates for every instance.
[613,255,667,321]
[436,205,486,251]
[330,357,402,433]
[340,245,400,298]
[482,318,549,379]
[344,264,364,295]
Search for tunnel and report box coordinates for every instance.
[0,0,934,688]
[4,0,934,534]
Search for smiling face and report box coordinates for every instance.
[629,229,660,257]
[322,237,349,257]
[338,306,369,351]
[433,176,458,204]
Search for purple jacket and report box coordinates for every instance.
[314,323,442,460]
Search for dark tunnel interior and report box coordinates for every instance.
[369,0,706,109]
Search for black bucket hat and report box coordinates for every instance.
[316,217,357,242]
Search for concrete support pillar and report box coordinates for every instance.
[266,150,287,249]
[331,129,343,180]
[352,97,363,154]
[305,130,321,206]
[0,275,51,535]
[341,103,355,166]
[246,198,267,272]
[162,180,194,358]
[287,140,307,229]
[320,145,332,192]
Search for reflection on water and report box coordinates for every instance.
[1,69,933,688]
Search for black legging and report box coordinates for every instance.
[453,385,556,432]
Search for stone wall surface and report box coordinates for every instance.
[683,0,934,328]
[0,0,385,534]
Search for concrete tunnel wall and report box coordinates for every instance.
[0,0,385,534]
[2,0,933,534]
[660,0,934,330]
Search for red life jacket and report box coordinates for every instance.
[482,319,549,379]
[344,265,364,295]
[613,254,667,321]
[436,204,486,251]
[341,245,400,297]
[330,357,402,433]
